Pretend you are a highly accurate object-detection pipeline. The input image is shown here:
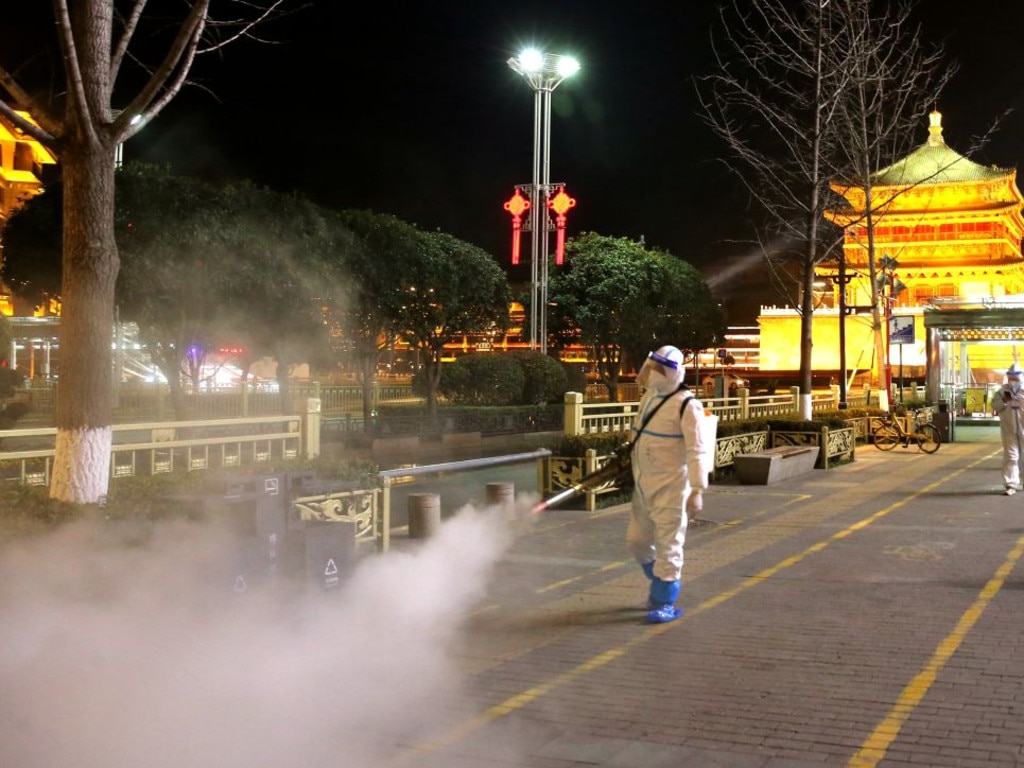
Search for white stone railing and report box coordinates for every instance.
[0,404,321,487]
[562,387,849,437]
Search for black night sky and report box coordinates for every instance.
[27,1,1024,324]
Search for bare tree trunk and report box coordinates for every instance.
[49,2,118,503]
[359,354,376,434]
[150,345,188,420]
[52,140,118,503]
[424,350,442,420]
[2,0,290,504]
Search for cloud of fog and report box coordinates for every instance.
[0,499,521,767]
[704,249,765,291]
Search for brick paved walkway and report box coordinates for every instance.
[378,425,1024,768]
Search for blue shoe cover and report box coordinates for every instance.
[649,578,680,605]
[641,561,656,581]
[646,604,683,623]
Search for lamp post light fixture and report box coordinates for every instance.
[507,48,580,354]
[876,254,906,401]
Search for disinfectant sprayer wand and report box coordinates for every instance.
[531,443,632,515]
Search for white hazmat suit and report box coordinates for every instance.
[627,346,713,623]
[994,362,1024,495]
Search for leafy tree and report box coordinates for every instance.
[394,231,511,418]
[618,249,726,375]
[549,233,721,402]
[327,210,421,430]
[0,1,294,503]
[5,164,339,420]
[114,164,237,417]
[210,182,338,414]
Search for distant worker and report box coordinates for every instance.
[627,345,712,623]
[994,361,1024,496]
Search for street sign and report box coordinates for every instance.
[717,348,728,359]
[889,315,915,345]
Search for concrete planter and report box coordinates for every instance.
[769,426,855,469]
[713,429,770,478]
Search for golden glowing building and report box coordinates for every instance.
[759,111,1024,405]
[0,110,55,229]
[0,110,57,316]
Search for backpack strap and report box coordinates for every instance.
[633,383,689,445]
[679,394,696,417]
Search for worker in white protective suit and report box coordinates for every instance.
[627,345,713,623]
[994,361,1024,496]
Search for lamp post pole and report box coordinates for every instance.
[877,254,903,406]
[838,253,848,409]
[508,49,579,355]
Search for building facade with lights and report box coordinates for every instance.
[0,110,59,375]
[758,111,1024,408]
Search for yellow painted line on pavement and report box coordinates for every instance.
[386,448,998,767]
[535,560,628,594]
[847,527,1024,768]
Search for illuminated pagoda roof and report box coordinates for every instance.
[871,110,1009,186]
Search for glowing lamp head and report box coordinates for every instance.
[556,56,580,78]
[508,49,581,85]
[517,48,545,73]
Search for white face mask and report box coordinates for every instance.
[644,368,670,393]
[1009,377,1021,391]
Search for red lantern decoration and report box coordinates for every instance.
[503,188,531,265]
[547,186,576,265]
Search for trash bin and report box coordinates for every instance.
[934,400,955,444]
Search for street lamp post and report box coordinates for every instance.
[838,254,850,409]
[507,49,579,355]
[877,254,906,404]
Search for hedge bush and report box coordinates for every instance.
[437,353,525,406]
[549,430,630,457]
[431,352,570,406]
[509,351,569,405]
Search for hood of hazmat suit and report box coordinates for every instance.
[636,346,685,394]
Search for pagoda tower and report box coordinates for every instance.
[824,109,1024,307]
[758,110,1024,395]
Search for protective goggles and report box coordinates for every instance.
[647,350,679,369]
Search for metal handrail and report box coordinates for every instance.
[376,449,551,551]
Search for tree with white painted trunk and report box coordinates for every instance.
[0,1,291,503]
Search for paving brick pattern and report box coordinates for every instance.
[383,427,1024,768]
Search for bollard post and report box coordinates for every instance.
[564,391,584,436]
[407,493,441,539]
[485,481,515,510]
[303,397,321,459]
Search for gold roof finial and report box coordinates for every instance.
[928,108,944,147]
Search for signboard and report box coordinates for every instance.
[717,348,728,360]
[965,387,989,415]
[889,315,915,345]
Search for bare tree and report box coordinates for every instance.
[697,0,951,403]
[0,1,292,503]
[827,1,953,400]
[697,0,851,399]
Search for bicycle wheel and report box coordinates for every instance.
[873,424,900,450]
[917,423,941,454]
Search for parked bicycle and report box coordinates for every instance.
[872,407,941,453]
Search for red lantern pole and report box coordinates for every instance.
[503,188,531,266]
[547,186,576,265]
